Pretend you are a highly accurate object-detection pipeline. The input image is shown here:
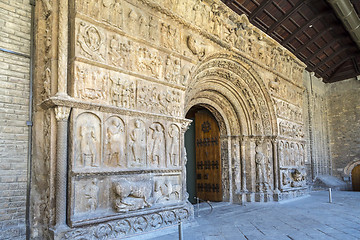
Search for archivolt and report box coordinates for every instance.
[185,53,277,137]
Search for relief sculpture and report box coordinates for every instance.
[84,178,99,212]
[168,124,180,167]
[113,179,153,213]
[77,21,106,62]
[74,64,108,102]
[75,113,101,168]
[129,120,147,168]
[148,123,165,167]
[255,140,269,192]
[105,117,126,167]
[109,73,135,108]
[153,179,180,203]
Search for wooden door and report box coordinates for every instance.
[352,165,360,191]
[195,110,222,202]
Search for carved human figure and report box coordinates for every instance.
[106,117,125,167]
[255,140,269,192]
[130,120,146,167]
[84,178,99,212]
[211,3,222,37]
[148,16,158,41]
[80,124,98,167]
[112,0,123,29]
[168,125,180,167]
[150,124,165,167]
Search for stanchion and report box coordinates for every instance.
[328,188,332,203]
[178,221,183,240]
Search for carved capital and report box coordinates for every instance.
[54,106,71,121]
[180,120,192,132]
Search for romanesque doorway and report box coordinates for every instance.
[352,165,360,191]
[185,107,222,203]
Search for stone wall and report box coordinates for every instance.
[0,0,31,239]
[327,78,360,181]
[303,71,331,181]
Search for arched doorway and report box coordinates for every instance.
[352,165,360,191]
[185,106,222,203]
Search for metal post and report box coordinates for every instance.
[328,188,332,203]
[178,221,183,240]
[196,197,200,217]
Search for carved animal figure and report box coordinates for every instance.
[113,179,152,212]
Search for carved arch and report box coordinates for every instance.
[185,52,278,137]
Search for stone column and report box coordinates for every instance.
[54,106,71,230]
[56,0,68,97]
[240,137,247,192]
[180,120,191,202]
[272,138,280,193]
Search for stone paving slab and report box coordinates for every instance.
[129,191,360,240]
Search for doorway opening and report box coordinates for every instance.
[185,106,222,204]
[352,165,360,191]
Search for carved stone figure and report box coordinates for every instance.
[186,35,206,60]
[84,178,99,212]
[111,0,123,29]
[77,22,106,62]
[149,123,165,167]
[109,75,135,108]
[130,120,146,167]
[211,3,223,38]
[80,124,99,167]
[255,140,269,192]
[148,16,158,41]
[164,56,181,84]
[168,124,180,167]
[113,179,152,212]
[105,117,126,167]
[153,180,180,203]
[290,169,305,187]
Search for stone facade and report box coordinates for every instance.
[0,0,358,239]
[0,0,31,239]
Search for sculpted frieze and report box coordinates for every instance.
[278,119,304,139]
[274,98,303,123]
[74,63,108,103]
[278,140,306,167]
[267,77,303,107]
[109,72,136,108]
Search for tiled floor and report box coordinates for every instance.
[129,190,360,240]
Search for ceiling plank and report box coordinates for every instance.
[294,27,333,55]
[322,56,352,75]
[281,11,331,46]
[249,0,272,21]
[306,38,341,61]
[266,0,310,34]
[315,46,354,71]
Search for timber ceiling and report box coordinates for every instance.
[221,0,360,83]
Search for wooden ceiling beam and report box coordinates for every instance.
[322,55,352,75]
[315,46,353,71]
[282,11,331,46]
[266,0,310,34]
[306,38,341,61]
[294,27,333,55]
[249,0,272,21]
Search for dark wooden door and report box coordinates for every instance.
[352,165,360,191]
[195,110,222,202]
